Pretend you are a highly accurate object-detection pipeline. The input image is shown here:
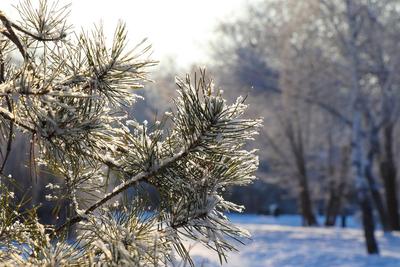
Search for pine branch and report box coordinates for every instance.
[0,1,261,264]
[0,12,29,61]
[0,106,36,133]
[5,18,66,41]
[54,134,202,236]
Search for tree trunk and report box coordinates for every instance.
[341,215,347,228]
[325,183,339,226]
[284,118,317,226]
[325,132,338,226]
[325,146,349,226]
[365,164,390,231]
[351,109,379,254]
[299,174,318,226]
[379,123,400,230]
[374,36,400,231]
[362,121,390,231]
[325,182,346,226]
[345,0,380,253]
[325,195,341,226]
[360,193,379,254]
[295,136,317,226]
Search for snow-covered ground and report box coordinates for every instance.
[189,215,400,267]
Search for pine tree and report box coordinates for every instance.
[0,1,261,266]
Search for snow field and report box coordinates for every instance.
[189,215,400,267]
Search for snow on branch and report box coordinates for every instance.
[0,1,261,265]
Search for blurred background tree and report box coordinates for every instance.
[205,0,400,254]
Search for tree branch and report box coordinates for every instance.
[0,96,13,173]
[53,149,189,236]
[0,12,29,61]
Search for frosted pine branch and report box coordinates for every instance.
[0,2,261,266]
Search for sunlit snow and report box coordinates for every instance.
[189,215,400,267]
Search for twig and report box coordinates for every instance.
[0,96,13,173]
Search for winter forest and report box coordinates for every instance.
[1,0,400,266]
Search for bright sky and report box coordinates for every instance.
[1,0,247,68]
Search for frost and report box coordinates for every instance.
[45,194,57,201]
[0,2,261,264]
[45,183,60,190]
[126,120,141,128]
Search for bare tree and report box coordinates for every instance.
[211,0,400,254]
